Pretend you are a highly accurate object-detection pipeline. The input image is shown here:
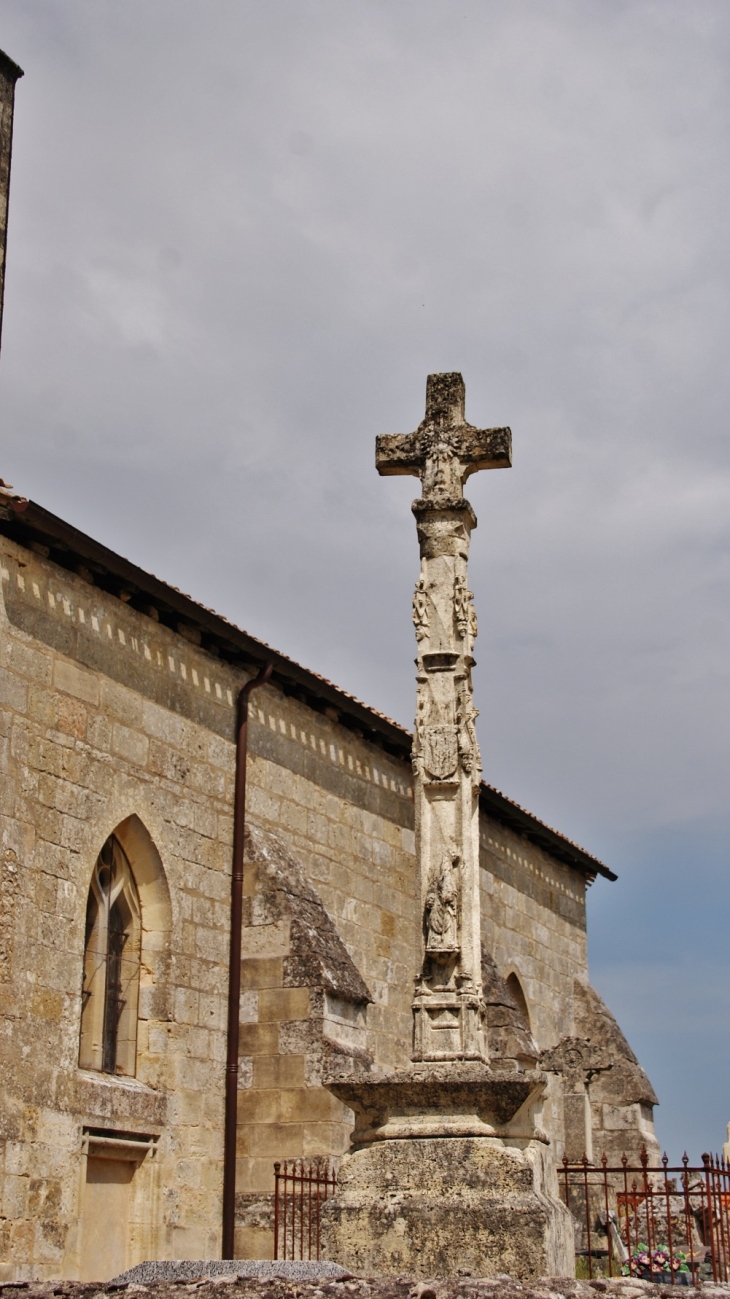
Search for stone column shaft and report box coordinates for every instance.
[376,372,512,1064]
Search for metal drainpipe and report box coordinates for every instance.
[222,662,273,1259]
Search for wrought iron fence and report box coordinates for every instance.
[560,1147,730,1283]
[273,1160,337,1261]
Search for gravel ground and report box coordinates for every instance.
[110,1264,351,1285]
[1,1273,730,1299]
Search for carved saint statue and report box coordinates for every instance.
[425,852,460,955]
[456,681,481,776]
[421,441,462,501]
[453,575,478,652]
[412,577,429,641]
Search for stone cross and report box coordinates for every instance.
[541,1038,613,1162]
[376,373,511,1062]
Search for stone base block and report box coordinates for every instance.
[320,1136,574,1279]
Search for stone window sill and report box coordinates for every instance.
[76,1068,160,1095]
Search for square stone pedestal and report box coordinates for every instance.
[320,1065,574,1279]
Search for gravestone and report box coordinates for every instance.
[320,375,574,1278]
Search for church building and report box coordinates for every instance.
[0,485,658,1281]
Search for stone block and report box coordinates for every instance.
[207,733,234,771]
[253,1054,306,1090]
[248,1122,303,1159]
[84,712,112,753]
[194,926,223,963]
[0,669,27,713]
[9,642,52,685]
[30,989,63,1022]
[240,957,284,990]
[52,661,98,706]
[302,1122,351,1157]
[320,1136,574,1279]
[279,1087,342,1123]
[198,988,227,1031]
[234,1225,274,1261]
[2,1173,29,1218]
[174,988,200,1025]
[239,990,259,1023]
[241,920,290,960]
[142,699,183,744]
[247,787,281,823]
[235,1156,277,1194]
[258,987,310,1023]
[188,761,226,801]
[49,716,84,751]
[238,1090,281,1124]
[186,1025,211,1060]
[239,1022,280,1056]
[111,723,149,766]
[100,679,143,727]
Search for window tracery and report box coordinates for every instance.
[79,834,141,1076]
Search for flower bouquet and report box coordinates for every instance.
[622,1243,692,1283]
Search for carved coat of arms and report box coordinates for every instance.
[423,725,458,781]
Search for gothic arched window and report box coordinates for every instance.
[79,834,142,1076]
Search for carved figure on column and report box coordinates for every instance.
[425,852,460,958]
[453,575,477,648]
[457,680,481,777]
[412,577,429,641]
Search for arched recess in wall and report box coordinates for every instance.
[79,815,172,1079]
[506,971,531,1031]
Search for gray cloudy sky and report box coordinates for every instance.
[1,0,729,1161]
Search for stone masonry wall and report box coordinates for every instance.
[0,535,593,1278]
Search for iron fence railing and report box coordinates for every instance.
[560,1147,730,1283]
[273,1160,337,1261]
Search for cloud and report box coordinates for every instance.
[0,0,729,1156]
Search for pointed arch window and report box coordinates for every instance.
[79,834,142,1076]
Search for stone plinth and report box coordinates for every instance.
[325,1062,545,1145]
[320,1135,573,1279]
[321,1065,574,1279]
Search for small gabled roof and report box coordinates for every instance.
[0,494,616,883]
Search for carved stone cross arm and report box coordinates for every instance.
[375,373,512,504]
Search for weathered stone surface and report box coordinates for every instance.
[244,824,372,1009]
[376,372,511,494]
[324,1062,544,1146]
[481,949,539,1067]
[319,1136,574,1279]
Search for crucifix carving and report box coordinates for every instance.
[376,373,511,1062]
[376,372,510,504]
